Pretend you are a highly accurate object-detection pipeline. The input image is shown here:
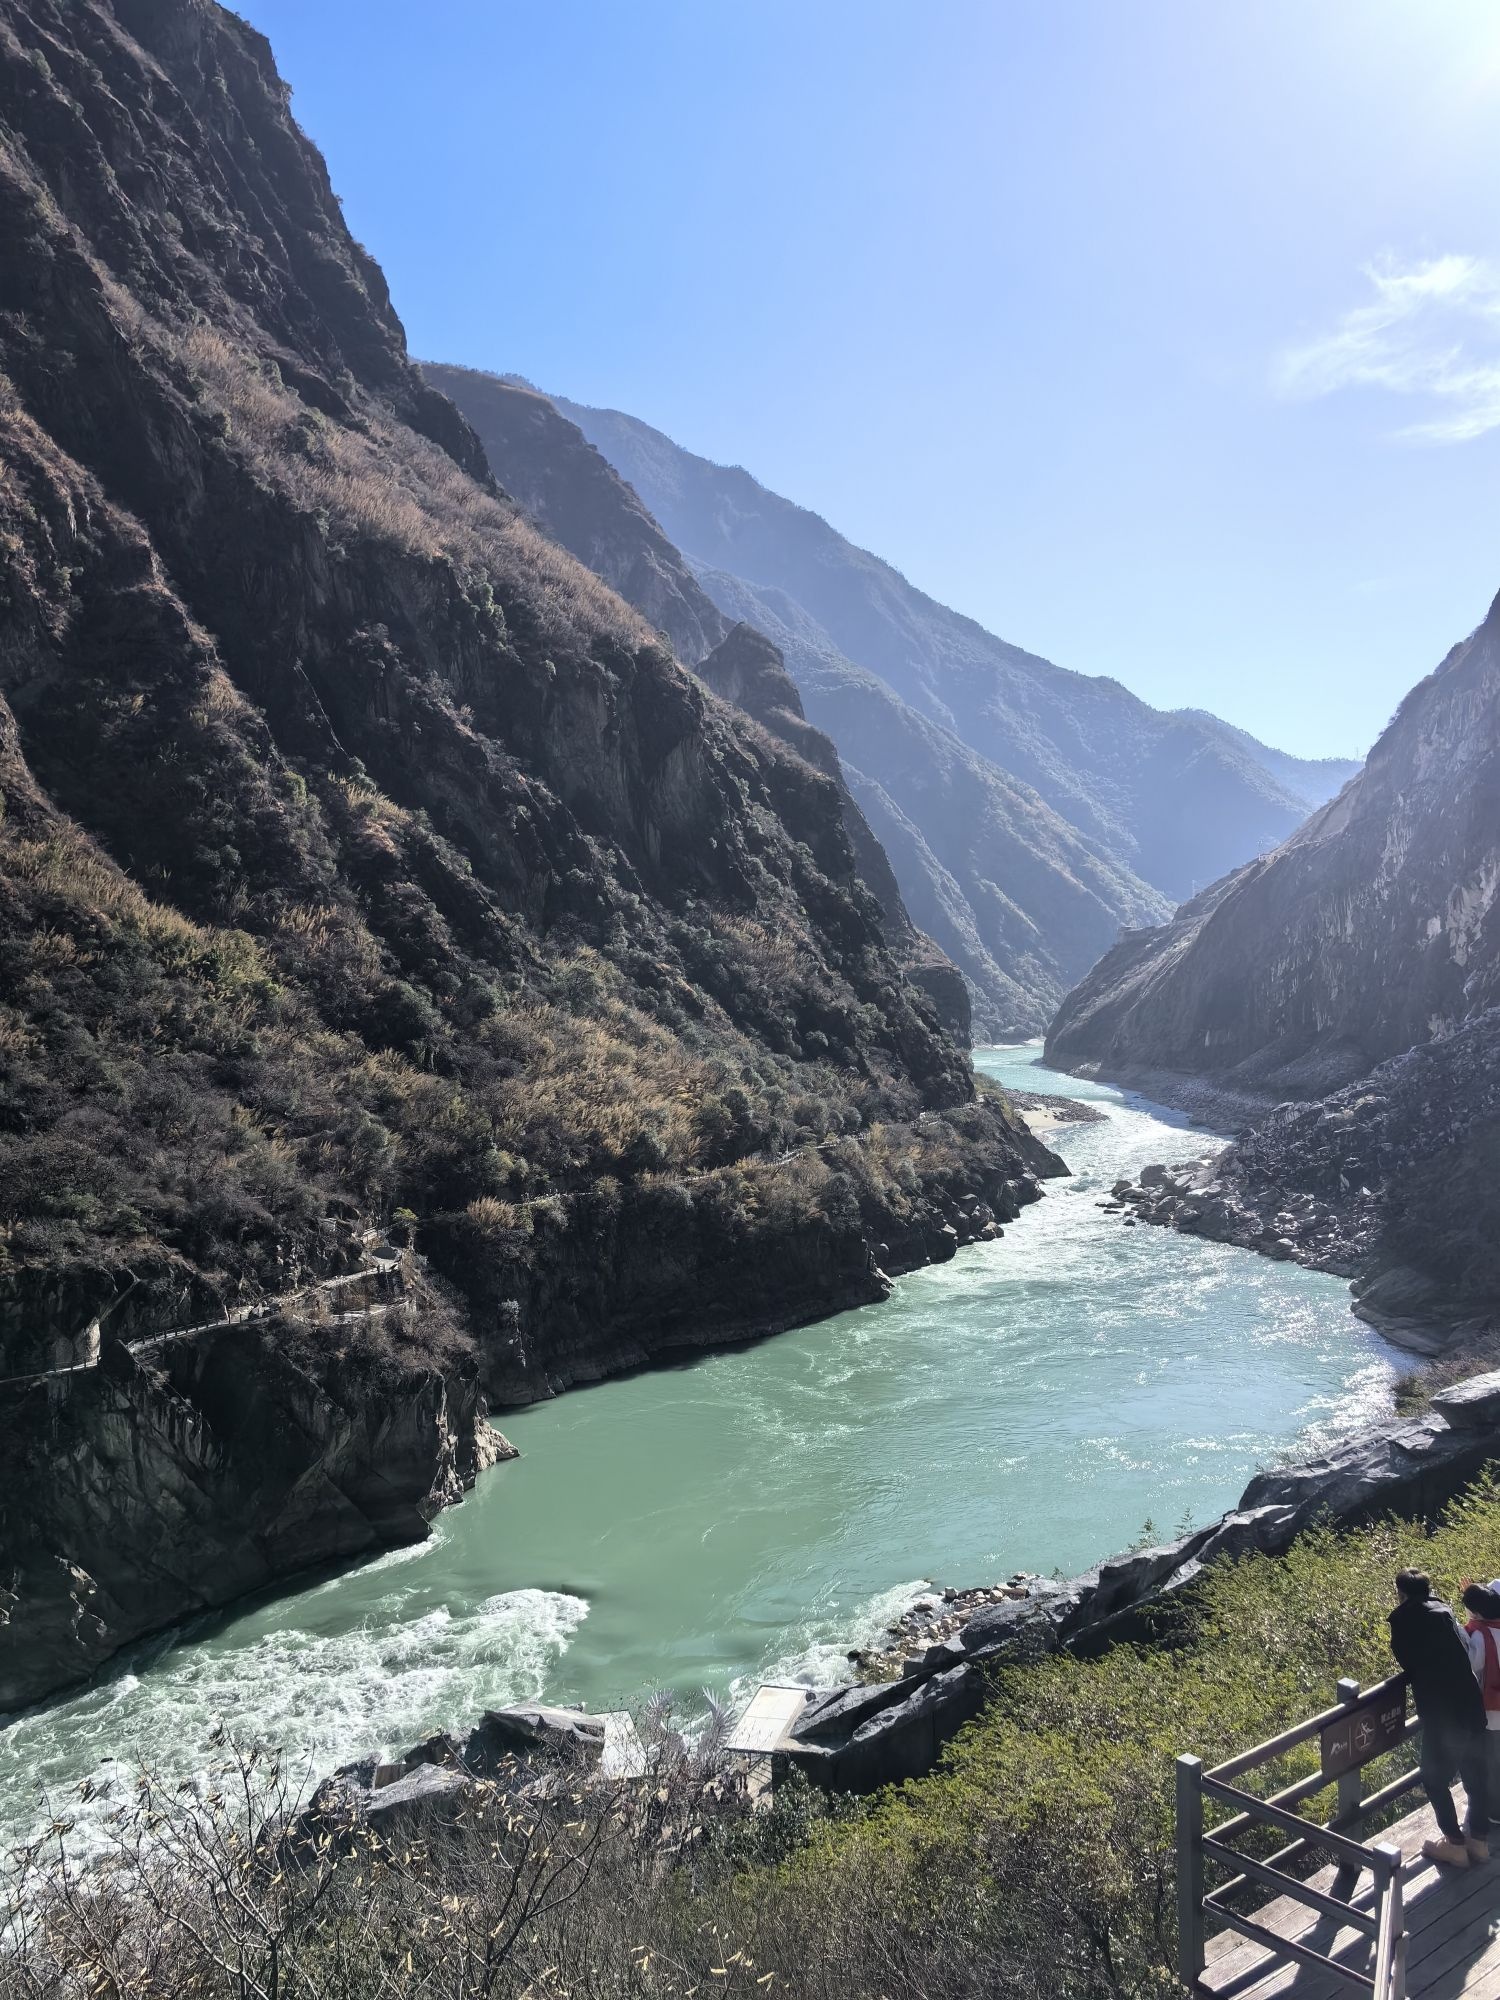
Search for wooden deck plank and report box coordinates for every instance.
[1195,1793,1500,1997]
[1204,1805,1442,1978]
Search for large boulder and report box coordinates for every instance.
[1239,1412,1487,1526]
[462,1705,606,1775]
[364,1762,472,1831]
[959,1579,1082,1661]
[1432,1369,1500,1431]
[786,1664,986,1792]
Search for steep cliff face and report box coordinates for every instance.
[717,596,1167,1038]
[549,397,1352,1020]
[1052,595,1500,1338]
[1047,595,1500,1100]
[0,1316,496,1711]
[425,365,971,1039]
[0,0,1058,1703]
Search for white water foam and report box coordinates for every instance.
[0,1587,589,1855]
[740,1576,936,1705]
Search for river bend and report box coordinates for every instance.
[0,1045,1397,1848]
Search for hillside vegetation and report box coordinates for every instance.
[0,0,1057,1705]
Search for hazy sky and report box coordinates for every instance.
[241,0,1500,759]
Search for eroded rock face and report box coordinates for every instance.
[1046,593,1500,1337]
[1047,594,1500,1100]
[0,1328,490,1712]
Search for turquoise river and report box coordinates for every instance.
[0,1045,1400,1845]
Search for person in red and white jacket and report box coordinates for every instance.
[1462,1579,1500,1826]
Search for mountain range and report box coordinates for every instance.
[539,394,1360,1034]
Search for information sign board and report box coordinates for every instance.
[1320,1681,1408,1779]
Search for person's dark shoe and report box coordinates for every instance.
[1423,1838,1471,1868]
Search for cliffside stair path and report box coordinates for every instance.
[0,1233,409,1394]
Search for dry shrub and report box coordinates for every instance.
[167,326,653,658]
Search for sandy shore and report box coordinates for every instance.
[1006,1088,1108,1138]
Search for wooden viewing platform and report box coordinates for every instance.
[1198,1796,1500,1998]
[1179,1672,1500,2000]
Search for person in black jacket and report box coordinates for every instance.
[1389,1568,1490,1867]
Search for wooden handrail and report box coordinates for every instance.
[1371,1844,1405,2000]
[1207,1674,1407,1784]
[1178,1674,1413,1996]
[1201,1776,1378,1870]
[1200,1836,1378,1933]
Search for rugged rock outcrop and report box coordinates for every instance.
[0,1318,500,1711]
[786,1376,1500,1790]
[1109,1011,1500,1340]
[0,0,1059,1707]
[423,366,972,1039]
[550,395,1353,1034]
[1047,593,1500,1100]
[419,367,731,672]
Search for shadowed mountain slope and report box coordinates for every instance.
[425,364,972,1035]
[1047,592,1500,1101]
[1175,710,1360,814]
[0,0,1058,1706]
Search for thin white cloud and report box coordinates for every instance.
[1274,253,1500,443]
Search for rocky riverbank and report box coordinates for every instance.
[0,1317,511,1714]
[269,1367,1500,1809]
[1102,1012,1500,1350]
[783,1369,1500,1790]
[1000,1089,1109,1139]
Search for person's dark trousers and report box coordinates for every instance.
[1420,1716,1492,1839]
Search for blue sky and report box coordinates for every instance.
[241,0,1500,759]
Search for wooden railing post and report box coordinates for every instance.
[1332,1675,1365,1900]
[1334,1677,1363,1827]
[1371,1841,1405,2000]
[1177,1753,1206,1989]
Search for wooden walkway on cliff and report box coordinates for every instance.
[1179,1673,1500,2000]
